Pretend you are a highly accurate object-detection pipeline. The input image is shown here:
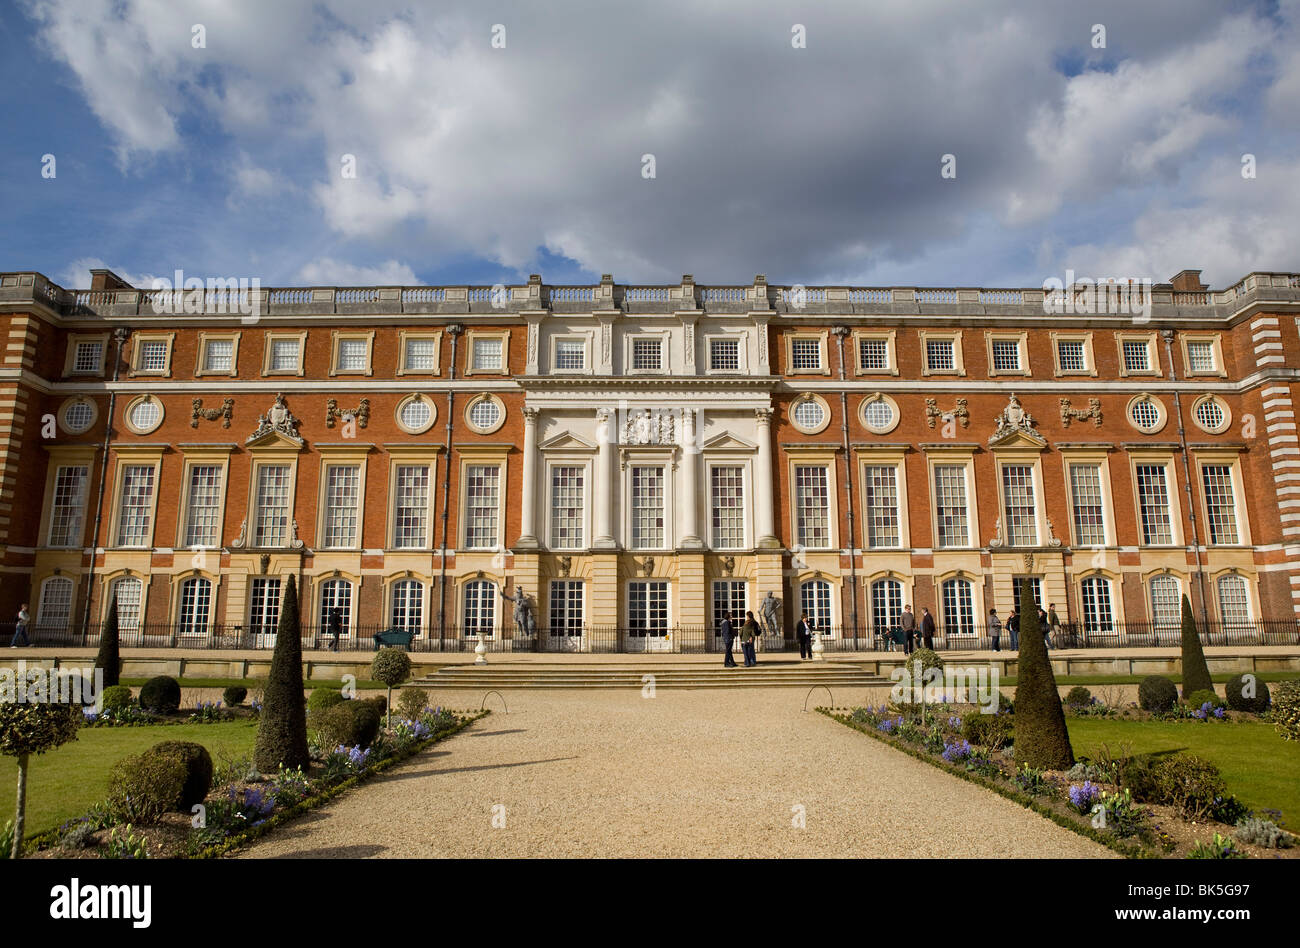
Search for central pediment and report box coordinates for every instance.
[987,429,1047,450]
[539,431,598,451]
[700,431,757,451]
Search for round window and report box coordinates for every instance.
[792,399,824,430]
[1129,398,1161,432]
[1193,397,1227,433]
[466,396,505,433]
[397,396,434,434]
[61,399,96,434]
[863,398,894,430]
[126,397,162,434]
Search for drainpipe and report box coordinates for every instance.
[832,326,860,636]
[1161,329,1210,628]
[437,324,464,641]
[80,326,130,641]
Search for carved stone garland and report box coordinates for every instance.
[191,397,233,428]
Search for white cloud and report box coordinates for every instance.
[296,258,420,286]
[57,257,165,289]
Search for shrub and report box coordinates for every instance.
[138,676,181,714]
[312,700,381,751]
[1224,674,1270,714]
[1066,760,1107,783]
[307,688,346,712]
[94,594,122,689]
[398,687,427,721]
[960,710,1013,750]
[1233,817,1294,849]
[58,819,97,851]
[1184,688,1224,711]
[148,741,213,810]
[1154,754,1226,820]
[107,752,187,825]
[1011,583,1074,771]
[1119,756,1162,802]
[1064,686,1092,708]
[222,686,248,707]
[100,685,133,713]
[1273,679,1300,742]
[254,574,310,773]
[0,701,83,857]
[1138,676,1178,713]
[361,695,388,715]
[371,648,414,727]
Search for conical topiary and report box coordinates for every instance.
[94,594,122,688]
[254,575,309,773]
[1179,594,1214,697]
[1012,580,1074,770]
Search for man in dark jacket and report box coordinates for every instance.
[1007,608,1020,651]
[899,605,916,654]
[920,608,936,650]
[328,607,343,651]
[796,611,813,660]
[721,612,737,667]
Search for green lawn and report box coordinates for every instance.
[1066,717,1300,829]
[1,720,259,838]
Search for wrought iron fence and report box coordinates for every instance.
[6,618,1298,653]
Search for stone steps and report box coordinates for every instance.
[418,662,889,689]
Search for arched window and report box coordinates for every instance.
[110,576,143,635]
[1080,577,1114,633]
[391,580,424,635]
[319,579,353,638]
[800,580,833,635]
[870,579,902,636]
[178,577,212,637]
[1149,575,1180,633]
[1217,575,1250,629]
[941,578,974,635]
[36,577,75,634]
[463,580,496,637]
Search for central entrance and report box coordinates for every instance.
[627,579,671,652]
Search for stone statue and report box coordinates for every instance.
[658,411,674,445]
[633,409,652,444]
[499,584,536,637]
[760,591,782,637]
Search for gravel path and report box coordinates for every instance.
[236,689,1111,859]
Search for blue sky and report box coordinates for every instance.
[1,0,1297,291]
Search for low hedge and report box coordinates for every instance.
[139,676,181,714]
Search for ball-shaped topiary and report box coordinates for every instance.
[1224,673,1271,714]
[314,700,382,750]
[1138,675,1178,712]
[107,751,187,824]
[1153,754,1226,820]
[139,675,181,714]
[1064,686,1092,708]
[222,685,248,707]
[148,741,213,810]
[307,688,346,712]
[0,701,83,857]
[1273,679,1300,742]
[100,684,134,713]
[371,648,413,727]
[1184,688,1225,710]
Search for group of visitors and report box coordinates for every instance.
[987,603,1062,652]
[719,610,819,666]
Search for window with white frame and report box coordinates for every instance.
[61,399,96,434]
[269,338,300,372]
[126,397,162,434]
[550,466,585,549]
[1186,340,1216,373]
[630,466,665,549]
[710,466,745,549]
[471,337,504,372]
[73,339,104,374]
[862,465,899,548]
[1001,465,1038,546]
[254,465,291,547]
[709,338,740,371]
[183,465,223,547]
[1135,464,1173,545]
[991,339,1021,372]
[1080,577,1115,633]
[1129,397,1163,432]
[47,465,88,547]
[941,578,975,636]
[110,576,142,634]
[1150,575,1181,631]
[631,337,662,371]
[1069,463,1106,546]
[858,337,889,371]
[248,577,281,637]
[871,579,902,635]
[397,395,434,433]
[336,338,369,372]
[790,338,822,371]
[463,580,496,636]
[178,577,213,636]
[1122,339,1151,373]
[800,580,832,632]
[318,579,353,637]
[794,465,830,548]
[860,395,897,433]
[115,465,155,547]
[393,465,430,549]
[403,336,439,372]
[628,581,669,635]
[555,339,586,371]
[549,580,584,635]
[464,465,500,549]
[1057,339,1086,372]
[791,396,827,433]
[323,465,361,548]
[1201,465,1239,544]
[711,580,747,635]
[466,395,504,433]
[933,464,969,548]
[926,339,955,371]
[137,339,168,373]
[203,339,234,373]
[36,577,74,632]
[1193,397,1227,433]
[1217,575,1250,627]
[391,580,424,634]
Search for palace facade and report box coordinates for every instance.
[1,266,1298,651]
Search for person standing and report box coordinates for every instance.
[741,611,759,667]
[328,606,343,652]
[920,607,935,650]
[988,608,1002,652]
[1037,604,1051,650]
[1007,607,1020,651]
[898,605,916,654]
[721,612,738,667]
[9,602,29,648]
[1047,603,1063,649]
[796,611,813,660]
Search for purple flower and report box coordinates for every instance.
[1212,706,1226,719]
[1068,781,1101,812]
[941,740,972,762]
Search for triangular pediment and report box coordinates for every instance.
[987,429,1046,450]
[245,428,304,450]
[539,431,598,451]
[701,431,757,451]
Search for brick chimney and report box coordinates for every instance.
[1169,269,1206,291]
[88,268,133,291]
